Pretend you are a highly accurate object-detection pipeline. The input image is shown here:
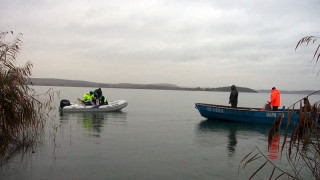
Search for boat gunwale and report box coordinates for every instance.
[61,100,128,113]
[195,103,299,113]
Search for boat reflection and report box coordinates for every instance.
[197,119,271,157]
[227,128,237,156]
[81,113,105,137]
[197,119,293,159]
[60,112,127,138]
[269,136,280,160]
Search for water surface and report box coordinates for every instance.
[1,87,316,179]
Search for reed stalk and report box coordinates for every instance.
[241,35,320,179]
[0,31,56,165]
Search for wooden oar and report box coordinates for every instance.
[77,98,84,105]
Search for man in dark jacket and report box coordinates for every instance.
[229,85,238,108]
[303,97,311,112]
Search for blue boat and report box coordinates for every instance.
[195,103,300,126]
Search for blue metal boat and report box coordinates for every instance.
[195,103,300,126]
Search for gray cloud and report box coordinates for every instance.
[1,0,320,90]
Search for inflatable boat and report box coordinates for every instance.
[59,99,128,113]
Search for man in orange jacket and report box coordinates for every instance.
[270,87,281,111]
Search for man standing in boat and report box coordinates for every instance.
[270,87,281,111]
[302,97,311,112]
[229,85,238,108]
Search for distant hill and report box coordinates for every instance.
[206,86,257,93]
[257,90,320,95]
[27,78,319,94]
[27,78,258,93]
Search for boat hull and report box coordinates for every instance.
[61,100,128,113]
[195,103,299,126]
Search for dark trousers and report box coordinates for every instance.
[272,106,279,111]
[231,102,237,108]
[83,101,92,106]
[92,98,97,105]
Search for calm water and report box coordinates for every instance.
[1,86,317,180]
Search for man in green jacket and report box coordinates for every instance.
[83,91,94,105]
[93,88,103,105]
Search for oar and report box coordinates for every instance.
[77,98,84,105]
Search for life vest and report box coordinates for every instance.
[83,92,93,102]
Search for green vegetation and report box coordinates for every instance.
[0,31,55,165]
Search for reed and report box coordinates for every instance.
[241,35,320,179]
[295,36,320,75]
[241,96,320,179]
[0,31,56,165]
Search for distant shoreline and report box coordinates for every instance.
[27,78,258,93]
[27,78,319,95]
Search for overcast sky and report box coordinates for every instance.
[1,0,320,90]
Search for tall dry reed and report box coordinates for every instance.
[241,35,320,179]
[0,31,56,165]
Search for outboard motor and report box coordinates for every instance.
[60,99,71,109]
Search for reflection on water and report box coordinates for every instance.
[81,113,105,137]
[197,119,270,157]
[59,112,127,138]
[1,87,313,180]
[269,136,280,160]
[227,129,237,156]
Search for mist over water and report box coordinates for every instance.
[0,86,317,179]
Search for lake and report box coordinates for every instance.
[0,86,317,180]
